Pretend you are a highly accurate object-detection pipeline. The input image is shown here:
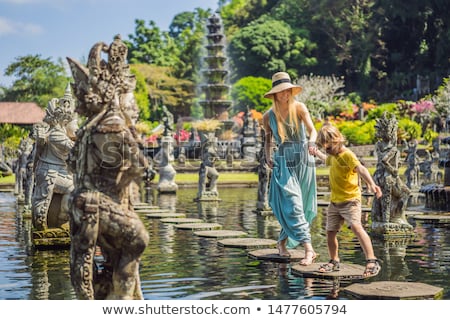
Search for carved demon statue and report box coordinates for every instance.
[67,35,149,299]
[371,112,414,236]
[31,86,77,232]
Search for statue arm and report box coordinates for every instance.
[381,148,399,176]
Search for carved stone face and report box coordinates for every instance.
[66,118,79,140]
[121,92,139,125]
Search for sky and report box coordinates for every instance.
[0,0,219,87]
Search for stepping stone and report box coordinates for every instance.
[411,214,450,223]
[194,230,248,238]
[135,209,171,213]
[160,218,204,224]
[343,281,444,299]
[133,204,159,209]
[175,223,222,230]
[218,238,277,249]
[146,212,186,219]
[291,262,373,280]
[248,248,306,262]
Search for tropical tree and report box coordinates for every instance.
[228,15,316,81]
[231,76,272,113]
[0,54,69,107]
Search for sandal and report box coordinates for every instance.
[363,259,381,277]
[318,259,340,273]
[299,251,317,266]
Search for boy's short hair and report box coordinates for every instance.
[316,123,346,149]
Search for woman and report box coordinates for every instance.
[262,71,318,265]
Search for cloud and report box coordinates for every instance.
[0,17,43,36]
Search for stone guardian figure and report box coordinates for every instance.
[31,86,77,247]
[371,112,414,236]
[67,35,149,300]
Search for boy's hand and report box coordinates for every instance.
[371,185,383,199]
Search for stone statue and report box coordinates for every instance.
[15,135,34,205]
[371,112,413,236]
[195,130,220,201]
[67,35,149,300]
[256,129,271,212]
[31,86,77,234]
[161,105,174,137]
[404,139,420,189]
[157,136,178,193]
[419,149,441,184]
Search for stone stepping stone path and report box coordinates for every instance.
[194,230,248,238]
[343,281,444,299]
[291,262,374,280]
[248,248,306,262]
[135,208,171,213]
[160,218,204,224]
[146,212,186,219]
[218,238,277,249]
[175,223,222,231]
[411,214,450,224]
[133,204,159,210]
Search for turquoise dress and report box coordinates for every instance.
[268,109,317,247]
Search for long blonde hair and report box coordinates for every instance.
[272,91,299,143]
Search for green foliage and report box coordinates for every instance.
[0,55,69,107]
[0,124,29,158]
[228,15,316,81]
[336,120,376,145]
[131,64,195,119]
[423,128,439,145]
[398,118,422,141]
[366,103,399,121]
[231,76,272,113]
[126,20,179,66]
[130,67,150,120]
[432,77,450,117]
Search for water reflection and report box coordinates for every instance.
[0,188,449,300]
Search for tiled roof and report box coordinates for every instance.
[0,102,45,124]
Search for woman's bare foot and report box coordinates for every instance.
[277,240,290,257]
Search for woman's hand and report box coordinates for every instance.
[307,141,317,156]
[265,159,274,169]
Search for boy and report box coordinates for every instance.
[312,124,382,277]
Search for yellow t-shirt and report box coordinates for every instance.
[326,149,361,203]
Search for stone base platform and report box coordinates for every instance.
[146,212,186,219]
[194,230,248,238]
[160,218,204,224]
[175,223,222,231]
[218,238,277,249]
[32,227,70,248]
[134,209,171,213]
[248,248,306,262]
[411,214,450,224]
[343,281,444,299]
[291,262,375,280]
[133,204,159,210]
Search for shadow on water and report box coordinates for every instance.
[0,188,449,300]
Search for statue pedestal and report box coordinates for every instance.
[32,225,70,248]
[370,222,415,239]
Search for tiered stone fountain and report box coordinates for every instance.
[199,12,233,128]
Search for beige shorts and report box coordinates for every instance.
[326,200,362,231]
